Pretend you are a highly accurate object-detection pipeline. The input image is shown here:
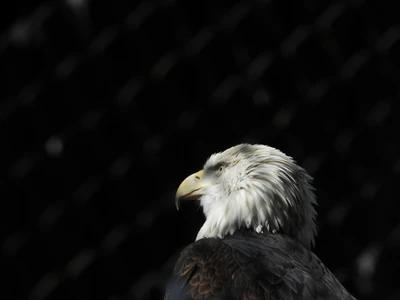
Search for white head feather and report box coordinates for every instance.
[195,144,317,249]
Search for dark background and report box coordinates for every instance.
[2,0,400,299]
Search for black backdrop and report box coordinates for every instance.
[2,1,400,299]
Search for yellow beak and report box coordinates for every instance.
[175,170,206,210]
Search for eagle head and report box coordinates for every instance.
[175,144,317,248]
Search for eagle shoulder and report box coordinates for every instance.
[165,231,355,300]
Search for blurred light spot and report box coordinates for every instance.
[38,203,64,230]
[273,105,295,129]
[116,78,144,106]
[143,136,162,155]
[17,82,43,105]
[247,52,274,80]
[30,273,60,300]
[360,182,378,199]
[376,25,400,53]
[252,88,270,106]
[10,6,51,47]
[302,154,324,175]
[213,75,241,102]
[102,226,130,254]
[75,177,102,206]
[281,26,311,57]
[89,27,118,54]
[394,157,400,174]
[55,55,80,79]
[45,136,64,157]
[327,203,350,228]
[66,0,86,9]
[2,233,29,256]
[10,20,31,46]
[9,154,37,179]
[316,2,346,31]
[125,1,154,29]
[81,110,102,131]
[340,50,370,81]
[356,244,379,278]
[151,52,179,81]
[334,129,354,155]
[110,155,132,177]
[306,79,331,102]
[65,249,96,279]
[185,27,215,56]
[367,101,390,126]
[221,1,252,32]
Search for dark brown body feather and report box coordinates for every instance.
[165,231,355,300]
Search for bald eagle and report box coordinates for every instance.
[165,144,356,300]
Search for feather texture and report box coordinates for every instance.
[165,231,356,300]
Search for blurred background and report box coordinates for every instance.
[2,0,400,299]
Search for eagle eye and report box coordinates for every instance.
[216,165,224,177]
